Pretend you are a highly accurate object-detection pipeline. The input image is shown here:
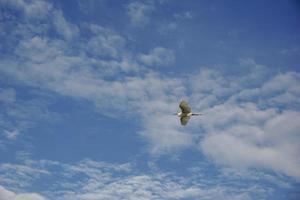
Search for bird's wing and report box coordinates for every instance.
[180,116,190,126]
[179,101,191,114]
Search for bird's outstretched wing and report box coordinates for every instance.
[180,116,190,126]
[179,100,191,114]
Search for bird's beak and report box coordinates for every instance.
[192,113,203,116]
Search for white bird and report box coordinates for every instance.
[175,100,202,125]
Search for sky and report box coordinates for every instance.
[0,0,300,199]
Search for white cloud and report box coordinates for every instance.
[174,11,194,20]
[230,71,300,107]
[199,104,300,179]
[0,159,272,200]
[0,163,50,188]
[0,0,52,19]
[2,41,300,177]
[86,24,126,58]
[52,10,79,40]
[126,1,154,26]
[0,185,14,200]
[141,113,195,154]
[15,36,65,63]
[184,66,300,180]
[1,0,300,181]
[158,10,194,34]
[188,69,239,99]
[3,129,19,140]
[158,22,178,34]
[0,185,46,200]
[139,47,175,66]
[70,174,219,200]
[279,47,300,55]
[2,40,300,178]
[0,87,59,148]
[0,0,77,41]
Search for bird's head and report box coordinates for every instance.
[173,112,181,116]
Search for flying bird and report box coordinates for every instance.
[175,100,202,125]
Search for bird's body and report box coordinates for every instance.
[175,100,202,125]
[176,112,194,117]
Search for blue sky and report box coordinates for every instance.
[0,0,300,199]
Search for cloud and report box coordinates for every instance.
[139,47,175,66]
[126,1,154,26]
[2,31,300,177]
[279,47,300,56]
[184,66,300,180]
[0,163,50,188]
[15,36,64,63]
[0,86,58,147]
[0,159,273,200]
[52,10,79,40]
[70,175,211,200]
[174,11,194,20]
[158,22,178,34]
[0,0,52,19]
[1,0,300,181]
[0,185,46,200]
[86,24,126,58]
[199,103,300,179]
[141,113,195,154]
[3,129,20,140]
[0,0,77,42]
[232,71,300,106]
